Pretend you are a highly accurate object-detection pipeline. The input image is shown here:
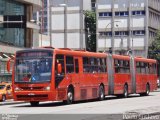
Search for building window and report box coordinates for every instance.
[44,17,48,22]
[132,11,145,16]
[0,28,25,47]
[91,0,96,11]
[0,0,24,15]
[99,32,112,37]
[115,31,129,36]
[133,30,145,36]
[44,0,48,9]
[115,11,129,16]
[149,31,156,38]
[0,0,25,47]
[99,12,112,17]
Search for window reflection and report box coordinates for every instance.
[0,0,25,47]
[16,58,53,83]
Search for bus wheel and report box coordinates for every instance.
[140,84,150,96]
[30,101,39,106]
[66,88,74,104]
[145,84,150,96]
[99,85,105,101]
[2,95,6,102]
[123,85,128,98]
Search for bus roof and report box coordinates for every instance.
[15,47,108,58]
[15,47,156,63]
[16,47,54,54]
[112,54,130,60]
[134,56,157,63]
[54,48,107,58]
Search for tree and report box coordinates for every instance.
[84,11,96,52]
[148,30,160,61]
[148,30,160,76]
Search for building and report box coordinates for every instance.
[0,0,41,82]
[97,0,160,57]
[33,0,50,46]
[91,0,96,11]
[50,0,91,49]
[34,0,96,48]
[33,0,50,35]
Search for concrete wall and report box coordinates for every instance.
[50,0,91,49]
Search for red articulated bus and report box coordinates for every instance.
[7,47,157,106]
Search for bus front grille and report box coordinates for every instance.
[16,94,48,100]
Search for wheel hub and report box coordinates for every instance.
[68,92,73,101]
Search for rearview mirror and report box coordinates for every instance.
[57,63,62,74]
[6,58,14,73]
[7,59,11,72]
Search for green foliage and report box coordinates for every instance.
[148,30,160,61]
[84,11,96,52]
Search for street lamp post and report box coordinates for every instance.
[104,21,121,53]
[116,24,124,55]
[131,18,134,56]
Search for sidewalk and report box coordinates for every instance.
[0,99,25,106]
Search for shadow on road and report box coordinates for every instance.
[13,94,154,108]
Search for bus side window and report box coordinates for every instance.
[141,62,146,74]
[114,59,120,73]
[74,59,79,73]
[55,55,65,75]
[146,63,149,74]
[83,57,89,73]
[66,56,74,73]
[102,58,107,73]
[149,63,156,74]
[154,64,157,74]
[136,62,141,73]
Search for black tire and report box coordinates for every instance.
[98,85,105,101]
[140,84,150,96]
[30,101,39,106]
[116,94,123,98]
[123,85,128,98]
[66,88,74,104]
[2,95,6,102]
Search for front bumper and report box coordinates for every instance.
[13,91,56,102]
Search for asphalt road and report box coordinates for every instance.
[1,90,160,120]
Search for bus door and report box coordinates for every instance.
[65,56,81,100]
[55,54,66,100]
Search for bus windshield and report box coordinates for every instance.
[15,51,53,83]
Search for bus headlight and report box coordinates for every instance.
[15,87,21,91]
[44,86,50,91]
